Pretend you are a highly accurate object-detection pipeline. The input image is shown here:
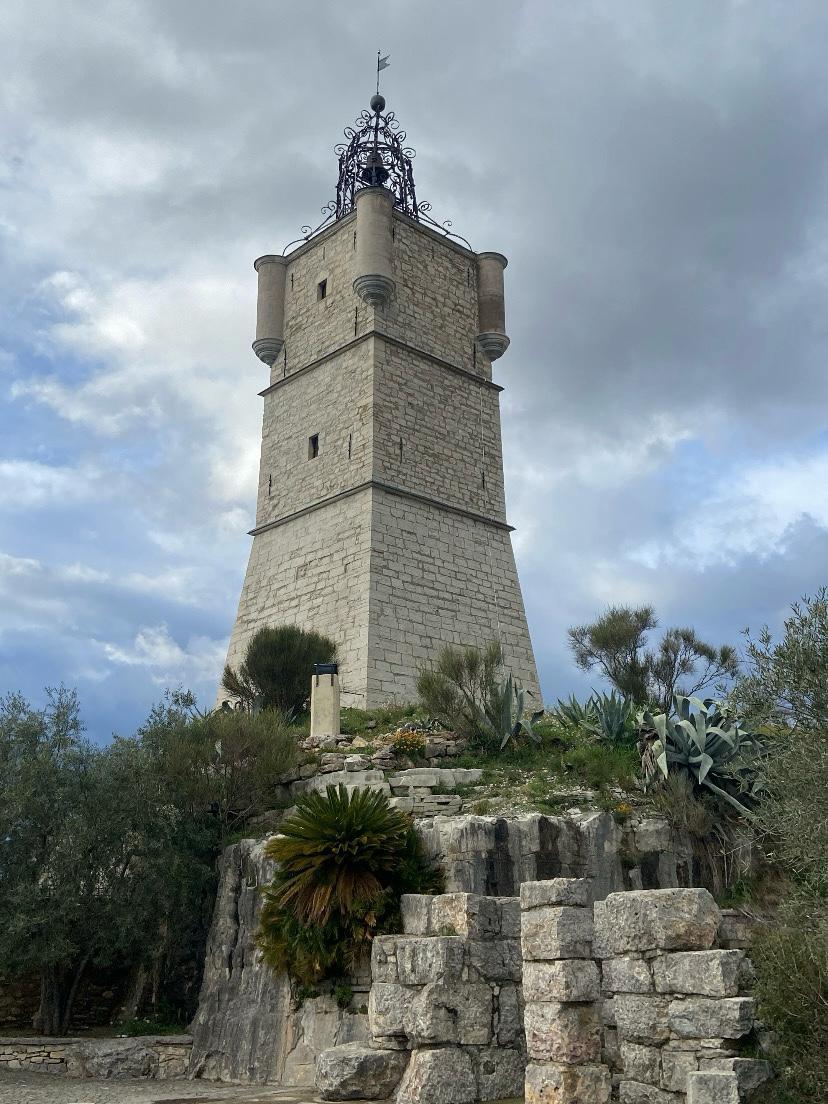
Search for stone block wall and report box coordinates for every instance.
[316,891,525,1103]
[520,881,772,1104]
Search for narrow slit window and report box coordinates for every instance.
[317,279,327,301]
[308,434,319,460]
[348,433,352,459]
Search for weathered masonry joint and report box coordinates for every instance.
[222,94,539,707]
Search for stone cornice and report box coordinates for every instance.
[248,480,514,537]
[259,331,502,398]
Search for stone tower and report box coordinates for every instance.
[223,94,540,708]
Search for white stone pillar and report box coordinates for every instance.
[310,669,340,738]
[353,186,395,309]
[521,878,611,1104]
[476,251,510,361]
[252,254,287,365]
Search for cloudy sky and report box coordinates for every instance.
[2,1,827,741]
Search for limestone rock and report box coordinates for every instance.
[660,1047,698,1092]
[395,935,466,985]
[315,1042,408,1100]
[620,1042,661,1085]
[467,937,523,982]
[699,1057,773,1097]
[495,983,524,1045]
[524,1000,602,1063]
[652,950,745,997]
[525,1061,611,1104]
[409,981,492,1046]
[473,1045,526,1101]
[595,889,720,957]
[613,995,671,1044]
[602,955,653,994]
[369,982,408,1040]
[668,997,755,1039]
[520,878,592,909]
[395,1047,477,1104]
[71,1038,157,1078]
[619,1082,679,1104]
[521,905,595,960]
[686,1071,740,1104]
[523,959,601,1002]
[303,769,390,795]
[400,894,432,935]
[430,893,501,938]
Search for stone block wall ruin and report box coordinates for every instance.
[317,882,772,1104]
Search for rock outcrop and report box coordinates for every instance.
[420,812,698,900]
[188,838,368,1085]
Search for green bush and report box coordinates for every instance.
[258,784,442,986]
[222,625,336,715]
[417,643,540,752]
[751,891,828,1103]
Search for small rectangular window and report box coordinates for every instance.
[317,279,327,301]
[308,434,319,460]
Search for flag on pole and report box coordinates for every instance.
[378,53,390,72]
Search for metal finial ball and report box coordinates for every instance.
[370,94,385,113]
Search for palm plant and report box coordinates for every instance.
[264,784,411,925]
[639,694,766,818]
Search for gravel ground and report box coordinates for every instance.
[0,1071,318,1104]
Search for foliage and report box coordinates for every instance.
[222,624,337,715]
[339,704,421,738]
[736,589,828,734]
[258,784,442,988]
[590,690,636,744]
[140,700,299,840]
[568,605,738,712]
[388,728,426,758]
[486,674,544,751]
[117,1016,184,1037]
[416,642,504,747]
[0,688,218,1035]
[266,784,413,925]
[416,643,540,752]
[0,686,295,1035]
[639,694,766,819]
[751,891,828,1104]
[552,694,598,730]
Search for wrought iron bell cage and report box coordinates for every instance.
[334,93,420,220]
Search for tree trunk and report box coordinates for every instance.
[59,955,91,1036]
[35,966,64,1036]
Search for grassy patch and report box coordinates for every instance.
[339,703,420,737]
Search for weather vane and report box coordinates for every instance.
[376,50,390,95]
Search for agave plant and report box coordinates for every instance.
[264,784,411,925]
[590,690,636,744]
[553,694,598,730]
[639,694,766,818]
[482,674,544,751]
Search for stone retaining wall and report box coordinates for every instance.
[0,1035,192,1079]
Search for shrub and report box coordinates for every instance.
[388,728,426,758]
[222,625,336,715]
[258,784,442,986]
[417,643,539,752]
[751,891,828,1103]
[568,605,739,711]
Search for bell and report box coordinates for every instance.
[362,149,389,187]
